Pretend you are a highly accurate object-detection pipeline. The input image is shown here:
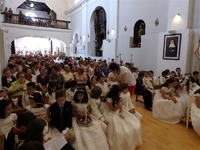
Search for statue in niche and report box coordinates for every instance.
[137,23,145,47]
[93,8,106,56]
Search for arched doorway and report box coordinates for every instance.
[91,6,106,57]
[13,35,66,56]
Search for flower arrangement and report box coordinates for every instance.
[76,116,92,127]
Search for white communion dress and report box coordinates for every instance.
[153,87,184,124]
[71,101,109,150]
[101,98,143,150]
[191,94,200,136]
[0,113,17,138]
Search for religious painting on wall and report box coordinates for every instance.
[163,33,182,60]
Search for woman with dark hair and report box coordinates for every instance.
[85,75,97,95]
[0,99,17,137]
[2,68,16,91]
[22,118,75,150]
[50,65,65,90]
[21,118,48,144]
[153,78,184,124]
[37,66,49,93]
[24,67,37,83]
[109,63,136,97]
[102,85,142,150]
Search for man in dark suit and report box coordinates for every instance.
[49,90,75,149]
[175,67,182,81]
[135,71,152,111]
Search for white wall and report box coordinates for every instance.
[118,0,169,36]
[167,0,191,30]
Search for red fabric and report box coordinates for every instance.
[13,127,22,135]
[26,73,32,81]
[128,85,136,97]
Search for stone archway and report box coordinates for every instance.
[13,35,66,56]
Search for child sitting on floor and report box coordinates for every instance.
[66,80,78,102]
[120,83,142,120]
[22,82,39,108]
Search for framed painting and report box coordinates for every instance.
[163,33,182,60]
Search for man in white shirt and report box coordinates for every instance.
[148,70,159,86]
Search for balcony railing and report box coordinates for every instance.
[1,13,70,29]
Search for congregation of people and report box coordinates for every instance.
[0,53,200,150]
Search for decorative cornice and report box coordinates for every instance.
[66,0,96,16]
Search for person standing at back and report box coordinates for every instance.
[109,63,136,97]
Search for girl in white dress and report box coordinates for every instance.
[90,86,109,126]
[120,83,142,120]
[96,75,109,99]
[178,76,191,106]
[45,82,57,105]
[71,88,109,150]
[0,99,17,138]
[102,85,143,150]
[191,89,200,136]
[153,78,184,124]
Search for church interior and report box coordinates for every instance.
[0,0,200,149]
